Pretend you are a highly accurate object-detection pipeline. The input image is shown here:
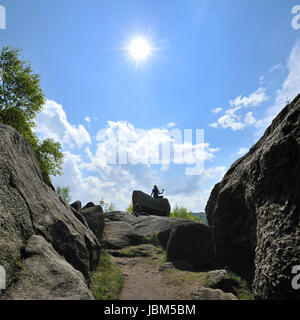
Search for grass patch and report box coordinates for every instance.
[164,268,213,287]
[145,249,167,266]
[91,252,124,300]
[144,232,160,247]
[110,244,163,258]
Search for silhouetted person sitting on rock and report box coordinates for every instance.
[151,185,164,199]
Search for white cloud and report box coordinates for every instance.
[52,151,131,208]
[244,112,256,126]
[212,107,223,114]
[210,107,246,131]
[167,122,176,128]
[268,63,283,73]
[209,122,218,129]
[166,166,227,211]
[93,121,219,167]
[256,40,300,132]
[36,100,91,149]
[84,116,91,124]
[213,114,245,131]
[167,189,212,212]
[230,87,268,108]
[210,89,263,131]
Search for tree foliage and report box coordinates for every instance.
[126,202,134,213]
[0,46,63,184]
[56,186,72,204]
[0,47,44,123]
[170,205,206,223]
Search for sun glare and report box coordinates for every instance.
[128,37,152,62]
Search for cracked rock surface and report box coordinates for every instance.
[0,125,101,296]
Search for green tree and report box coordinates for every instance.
[99,198,116,213]
[0,47,45,129]
[56,186,72,204]
[126,201,134,213]
[0,46,63,184]
[170,205,206,223]
[36,138,64,184]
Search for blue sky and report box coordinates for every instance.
[1,0,300,211]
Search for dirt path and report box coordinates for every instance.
[111,255,197,300]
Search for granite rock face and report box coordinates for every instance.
[104,211,196,249]
[0,125,101,295]
[5,236,94,300]
[166,222,215,270]
[81,205,105,241]
[206,94,300,300]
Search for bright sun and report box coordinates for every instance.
[128,37,152,62]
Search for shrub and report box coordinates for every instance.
[170,205,206,223]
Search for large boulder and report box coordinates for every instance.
[70,200,82,212]
[81,205,105,241]
[0,125,101,291]
[5,235,94,300]
[207,270,239,294]
[192,286,238,300]
[206,94,300,300]
[82,202,96,210]
[166,222,215,270]
[103,221,147,249]
[132,190,171,217]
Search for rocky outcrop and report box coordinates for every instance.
[110,244,163,258]
[166,222,215,270]
[71,200,82,212]
[132,190,171,217]
[5,235,94,300]
[82,202,96,210]
[81,205,105,241]
[103,221,147,249]
[104,211,215,272]
[69,205,89,228]
[104,211,194,249]
[69,201,105,241]
[0,125,101,296]
[207,270,239,294]
[206,94,300,300]
[192,286,238,300]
